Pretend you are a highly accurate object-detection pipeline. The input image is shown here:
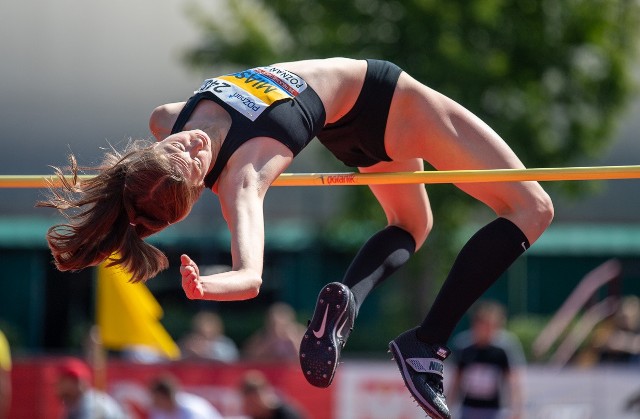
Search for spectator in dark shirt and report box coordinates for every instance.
[450,301,525,419]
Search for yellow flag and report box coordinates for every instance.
[96,260,180,360]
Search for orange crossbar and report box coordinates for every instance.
[1,165,640,188]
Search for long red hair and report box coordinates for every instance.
[38,140,204,282]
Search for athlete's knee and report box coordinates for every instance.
[394,216,433,250]
[533,192,554,239]
[524,188,554,228]
[537,191,554,226]
[502,189,554,242]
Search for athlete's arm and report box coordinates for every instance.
[181,137,293,301]
[149,102,188,141]
[181,162,266,301]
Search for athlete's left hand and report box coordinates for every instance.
[180,254,204,299]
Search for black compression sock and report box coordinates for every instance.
[342,226,416,315]
[416,218,529,344]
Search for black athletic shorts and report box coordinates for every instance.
[316,59,403,167]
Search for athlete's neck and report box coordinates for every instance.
[185,101,231,151]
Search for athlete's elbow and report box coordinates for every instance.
[149,105,172,140]
[245,276,263,299]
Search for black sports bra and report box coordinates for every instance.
[171,66,326,189]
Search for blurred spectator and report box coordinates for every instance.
[121,344,171,364]
[148,373,223,419]
[624,391,640,413]
[55,357,126,419]
[589,295,640,364]
[449,300,525,419]
[84,324,171,364]
[243,303,305,363]
[0,330,10,419]
[625,387,640,413]
[179,311,239,363]
[239,369,305,419]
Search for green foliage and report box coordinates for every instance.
[185,0,295,66]
[186,0,640,169]
[184,0,640,200]
[508,314,552,362]
[182,0,640,308]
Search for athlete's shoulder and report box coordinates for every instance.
[274,57,365,74]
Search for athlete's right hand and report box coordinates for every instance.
[180,254,205,300]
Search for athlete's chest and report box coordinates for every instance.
[196,66,309,121]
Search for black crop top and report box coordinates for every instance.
[171,60,402,188]
[171,66,326,189]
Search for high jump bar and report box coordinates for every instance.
[1,165,640,188]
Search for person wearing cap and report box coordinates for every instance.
[55,357,126,419]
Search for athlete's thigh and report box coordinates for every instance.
[385,73,544,215]
[359,158,432,247]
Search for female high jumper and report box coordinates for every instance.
[40,57,553,418]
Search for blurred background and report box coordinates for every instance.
[1,0,640,417]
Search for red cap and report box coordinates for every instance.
[57,357,92,382]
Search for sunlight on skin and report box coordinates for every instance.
[153,130,213,187]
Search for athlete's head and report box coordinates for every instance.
[38,137,206,282]
[152,130,213,187]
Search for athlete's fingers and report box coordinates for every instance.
[182,270,203,299]
[180,254,200,277]
[181,254,195,267]
[181,265,195,278]
[180,254,204,299]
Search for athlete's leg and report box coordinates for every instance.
[384,73,553,419]
[344,158,430,314]
[301,158,431,389]
[385,72,554,344]
[386,72,553,240]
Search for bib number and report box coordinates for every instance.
[196,66,308,121]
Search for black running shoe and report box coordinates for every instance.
[299,282,356,388]
[388,327,451,419]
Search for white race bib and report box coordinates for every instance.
[196,66,308,121]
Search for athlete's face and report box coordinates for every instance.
[154,130,213,187]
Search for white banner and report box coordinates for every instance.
[335,362,640,419]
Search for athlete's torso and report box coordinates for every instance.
[273,58,367,124]
[171,59,368,188]
[172,65,324,188]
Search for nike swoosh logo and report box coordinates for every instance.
[336,313,348,339]
[313,305,330,338]
[521,241,528,251]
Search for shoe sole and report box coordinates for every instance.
[389,340,447,419]
[300,283,350,388]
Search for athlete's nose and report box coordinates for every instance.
[191,130,209,149]
[189,134,205,153]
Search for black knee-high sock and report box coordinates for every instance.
[416,218,529,344]
[342,226,416,315]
